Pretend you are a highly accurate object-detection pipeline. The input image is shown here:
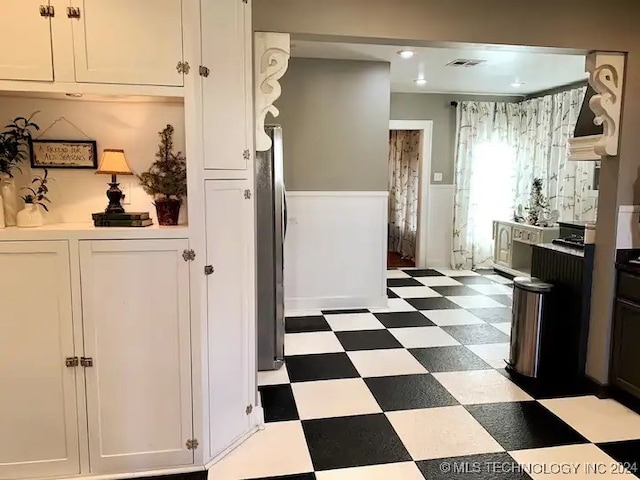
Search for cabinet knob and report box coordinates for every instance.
[80,357,93,367]
[204,265,214,276]
[67,6,81,18]
[40,5,55,17]
[65,357,79,367]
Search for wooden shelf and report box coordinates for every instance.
[0,223,190,241]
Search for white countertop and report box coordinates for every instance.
[0,223,190,241]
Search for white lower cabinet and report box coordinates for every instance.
[0,241,80,480]
[79,239,194,473]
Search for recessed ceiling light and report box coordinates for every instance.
[398,50,414,59]
[414,78,427,86]
[511,80,525,88]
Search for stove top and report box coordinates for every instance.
[552,235,585,250]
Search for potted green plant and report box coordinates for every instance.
[138,125,187,225]
[0,114,39,226]
[17,169,50,228]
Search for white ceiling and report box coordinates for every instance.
[290,41,588,96]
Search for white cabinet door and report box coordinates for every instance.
[80,239,193,474]
[201,0,251,170]
[0,241,79,480]
[70,0,184,86]
[495,223,512,267]
[0,0,54,81]
[205,180,253,457]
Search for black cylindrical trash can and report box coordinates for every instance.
[508,276,553,378]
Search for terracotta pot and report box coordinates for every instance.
[154,198,181,226]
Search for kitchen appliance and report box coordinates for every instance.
[256,125,287,371]
[551,221,588,249]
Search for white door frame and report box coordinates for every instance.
[389,120,434,269]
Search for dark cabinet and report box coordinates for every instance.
[611,276,640,400]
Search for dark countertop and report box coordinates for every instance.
[534,242,585,258]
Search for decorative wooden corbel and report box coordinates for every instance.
[254,32,290,152]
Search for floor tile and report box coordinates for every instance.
[292,378,381,420]
[386,288,399,299]
[208,421,313,479]
[467,343,510,368]
[302,414,411,471]
[433,370,533,405]
[422,309,485,326]
[431,285,484,296]
[246,474,316,480]
[447,295,505,309]
[365,374,458,411]
[286,309,323,318]
[286,316,331,333]
[389,326,460,348]
[324,313,385,332]
[259,384,300,422]
[348,348,427,377]
[322,308,369,315]
[286,353,359,383]
[488,294,513,307]
[442,324,510,345]
[405,268,444,277]
[435,269,480,277]
[468,307,512,323]
[415,276,463,287]
[510,443,638,479]
[455,275,503,285]
[387,278,424,287]
[468,283,514,295]
[315,462,424,480]
[373,311,435,328]
[466,401,588,451]
[410,346,492,372]
[336,329,403,351]
[390,286,441,298]
[387,269,410,279]
[285,332,344,356]
[540,396,640,443]
[369,298,416,313]
[387,406,504,460]
[405,297,462,310]
[494,322,512,335]
[258,366,290,386]
[416,452,533,480]
[598,439,640,478]
[485,274,514,285]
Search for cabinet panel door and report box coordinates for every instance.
[0,241,79,479]
[71,0,184,86]
[205,180,253,457]
[80,239,193,473]
[201,0,250,170]
[0,0,54,81]
[495,224,512,267]
[612,300,640,399]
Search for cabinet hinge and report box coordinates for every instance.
[186,438,199,450]
[80,357,93,367]
[177,61,191,75]
[199,65,210,77]
[246,404,253,415]
[66,6,81,18]
[204,265,214,276]
[182,249,196,262]
[65,356,79,367]
[243,149,251,161]
[40,5,55,17]
[244,189,252,200]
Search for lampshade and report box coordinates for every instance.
[96,149,134,175]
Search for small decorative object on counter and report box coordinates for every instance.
[95,149,134,214]
[539,209,560,228]
[92,211,153,228]
[525,178,550,226]
[514,204,525,223]
[17,169,50,228]
[138,124,187,226]
[0,114,39,226]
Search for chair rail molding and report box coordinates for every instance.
[254,32,290,152]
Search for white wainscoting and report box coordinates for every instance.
[426,184,455,268]
[284,191,388,312]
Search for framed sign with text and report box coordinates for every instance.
[30,139,98,169]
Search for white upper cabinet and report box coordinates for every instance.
[0,0,54,81]
[201,0,252,170]
[70,0,185,86]
[79,239,194,473]
[0,241,79,480]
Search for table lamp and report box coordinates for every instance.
[96,149,134,214]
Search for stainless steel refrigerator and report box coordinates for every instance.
[256,125,286,371]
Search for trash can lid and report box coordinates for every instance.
[513,276,553,293]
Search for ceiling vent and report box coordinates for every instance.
[446,59,486,67]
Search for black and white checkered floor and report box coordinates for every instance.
[209,268,640,479]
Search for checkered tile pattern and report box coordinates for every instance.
[209,269,640,480]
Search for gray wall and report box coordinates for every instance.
[273,58,390,191]
[391,93,521,184]
[254,0,640,385]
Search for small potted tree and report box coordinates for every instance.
[138,125,187,226]
[17,169,50,228]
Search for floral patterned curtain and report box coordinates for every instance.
[388,130,421,260]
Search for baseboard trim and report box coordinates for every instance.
[63,466,206,480]
[285,295,388,312]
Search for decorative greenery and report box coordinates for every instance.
[526,177,549,226]
[0,114,39,177]
[137,125,187,201]
[21,169,51,211]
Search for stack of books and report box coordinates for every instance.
[92,212,153,227]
